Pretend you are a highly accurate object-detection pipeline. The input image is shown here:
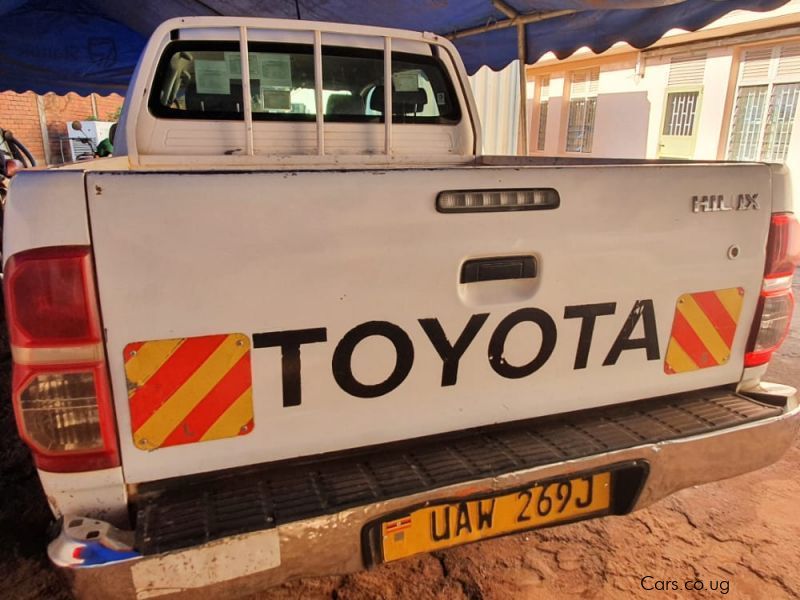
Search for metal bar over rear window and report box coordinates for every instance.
[239,26,254,156]
[313,30,325,155]
[234,26,396,157]
[384,36,392,155]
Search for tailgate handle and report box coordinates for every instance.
[460,255,537,284]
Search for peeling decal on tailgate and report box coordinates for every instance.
[664,288,744,374]
[125,334,253,450]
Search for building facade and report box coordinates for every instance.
[525,0,800,180]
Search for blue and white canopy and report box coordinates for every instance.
[0,0,789,95]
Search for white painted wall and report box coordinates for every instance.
[695,50,735,159]
[643,57,670,159]
[543,74,565,155]
[591,58,650,158]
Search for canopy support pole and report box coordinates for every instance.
[447,9,575,41]
[517,24,528,156]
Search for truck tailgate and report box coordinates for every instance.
[86,163,772,483]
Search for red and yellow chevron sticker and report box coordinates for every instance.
[124,333,253,450]
[664,288,744,374]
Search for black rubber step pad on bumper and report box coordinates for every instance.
[134,390,781,555]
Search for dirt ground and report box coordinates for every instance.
[1,277,798,600]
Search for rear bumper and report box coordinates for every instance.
[63,385,800,600]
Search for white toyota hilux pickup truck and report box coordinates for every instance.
[4,16,800,599]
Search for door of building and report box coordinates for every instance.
[658,86,703,159]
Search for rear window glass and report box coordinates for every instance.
[149,41,461,124]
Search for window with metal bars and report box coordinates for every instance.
[566,69,599,153]
[727,45,800,162]
[728,86,767,161]
[662,91,700,137]
[761,83,800,162]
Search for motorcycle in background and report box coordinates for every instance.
[1,128,36,269]
[70,120,101,161]
[1,128,35,202]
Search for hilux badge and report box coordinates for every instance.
[692,194,759,213]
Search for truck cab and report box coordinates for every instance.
[118,17,478,167]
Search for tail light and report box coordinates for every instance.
[4,246,119,472]
[745,214,800,367]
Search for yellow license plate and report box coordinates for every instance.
[375,471,611,563]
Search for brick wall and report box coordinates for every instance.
[0,91,46,165]
[94,95,124,122]
[0,91,124,165]
[43,93,124,164]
